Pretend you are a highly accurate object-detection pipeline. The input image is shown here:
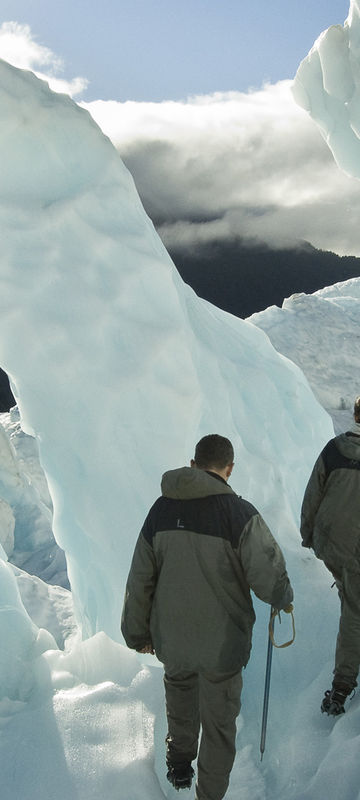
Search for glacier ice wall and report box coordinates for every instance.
[248,277,360,431]
[0,558,57,700]
[0,58,332,640]
[293,0,360,178]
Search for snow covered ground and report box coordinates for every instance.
[1,3,360,799]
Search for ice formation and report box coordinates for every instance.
[248,277,360,432]
[0,557,56,701]
[0,56,332,650]
[1,1,360,788]
[0,408,62,581]
[293,0,360,178]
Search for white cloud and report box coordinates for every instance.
[0,22,87,98]
[0,21,61,70]
[82,83,360,257]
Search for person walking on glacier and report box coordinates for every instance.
[121,434,293,800]
[301,396,360,716]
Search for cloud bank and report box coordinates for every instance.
[1,21,359,256]
[84,84,360,256]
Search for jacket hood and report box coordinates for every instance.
[161,466,235,500]
[336,433,360,462]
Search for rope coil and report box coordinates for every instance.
[268,607,295,649]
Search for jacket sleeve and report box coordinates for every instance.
[121,530,157,650]
[300,453,327,548]
[239,513,293,610]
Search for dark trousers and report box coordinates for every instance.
[332,567,360,689]
[164,668,243,800]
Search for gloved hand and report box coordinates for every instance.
[136,643,154,654]
[283,604,294,613]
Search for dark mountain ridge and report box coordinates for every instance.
[167,237,360,319]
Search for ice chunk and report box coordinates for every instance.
[0,497,14,556]
[0,558,47,700]
[0,415,66,586]
[42,631,140,689]
[248,277,360,432]
[293,1,360,178]
[318,25,354,102]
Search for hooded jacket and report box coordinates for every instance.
[121,467,293,674]
[301,433,360,571]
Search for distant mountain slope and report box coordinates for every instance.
[167,237,360,319]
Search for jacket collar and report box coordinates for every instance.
[161,466,235,500]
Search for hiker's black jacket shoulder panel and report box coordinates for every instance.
[141,493,258,549]
[322,438,360,478]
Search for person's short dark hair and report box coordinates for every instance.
[194,434,234,470]
[354,396,360,421]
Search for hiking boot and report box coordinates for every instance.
[321,684,352,716]
[166,762,195,791]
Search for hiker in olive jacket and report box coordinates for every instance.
[301,396,360,716]
[122,434,293,800]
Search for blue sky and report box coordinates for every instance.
[0,0,350,101]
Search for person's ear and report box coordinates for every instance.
[226,462,234,478]
[190,459,196,468]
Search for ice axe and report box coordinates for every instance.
[260,604,295,760]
